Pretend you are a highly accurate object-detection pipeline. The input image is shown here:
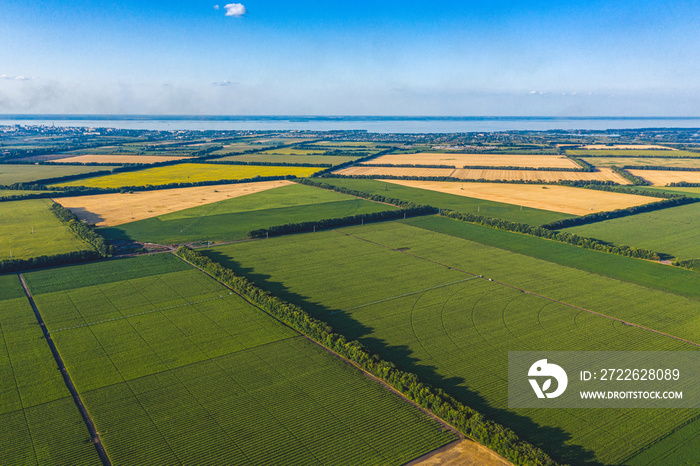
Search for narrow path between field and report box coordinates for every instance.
[18,274,112,466]
[334,230,700,348]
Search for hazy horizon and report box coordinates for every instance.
[2,1,699,116]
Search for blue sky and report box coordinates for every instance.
[1,0,699,115]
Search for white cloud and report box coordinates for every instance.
[1,74,32,81]
[214,5,220,10]
[224,3,246,17]
[213,80,234,86]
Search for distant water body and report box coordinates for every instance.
[1,115,700,134]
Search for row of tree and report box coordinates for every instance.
[321,173,619,186]
[298,178,422,207]
[668,181,700,187]
[610,166,649,185]
[622,165,700,171]
[248,206,436,238]
[175,246,558,466]
[562,183,683,199]
[49,202,113,256]
[567,156,595,172]
[541,196,699,230]
[439,210,663,260]
[0,250,101,274]
[201,160,333,168]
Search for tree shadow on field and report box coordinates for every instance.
[201,249,601,466]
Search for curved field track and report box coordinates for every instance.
[336,166,630,184]
[363,152,579,169]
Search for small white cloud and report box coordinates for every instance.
[1,74,32,81]
[214,5,220,10]
[529,90,537,94]
[213,80,234,86]
[224,3,246,17]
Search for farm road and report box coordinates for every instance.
[18,274,112,466]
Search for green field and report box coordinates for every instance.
[0,189,54,198]
[403,215,700,298]
[567,149,700,157]
[562,202,700,260]
[626,416,700,465]
[634,186,700,197]
[311,177,573,224]
[53,163,322,188]
[0,275,100,465]
[0,164,120,185]
[0,199,93,260]
[204,222,700,465]
[24,254,456,465]
[100,182,397,244]
[217,153,361,165]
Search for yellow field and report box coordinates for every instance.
[51,154,189,164]
[362,152,578,168]
[55,180,293,226]
[627,170,700,186]
[52,163,322,188]
[336,166,630,184]
[381,180,654,215]
[581,144,674,150]
[583,157,700,169]
[260,148,328,155]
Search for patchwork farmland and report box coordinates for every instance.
[20,254,455,465]
[2,127,699,465]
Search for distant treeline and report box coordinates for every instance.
[610,167,649,186]
[672,258,700,271]
[199,160,333,168]
[321,173,620,186]
[356,163,589,171]
[622,165,700,171]
[540,197,699,230]
[564,183,685,199]
[572,153,700,159]
[298,177,428,207]
[312,148,397,177]
[175,246,559,466]
[439,210,662,261]
[668,181,700,187]
[248,206,435,238]
[49,202,113,257]
[359,163,456,169]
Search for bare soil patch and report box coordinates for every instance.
[627,170,700,186]
[408,440,513,466]
[51,154,190,164]
[337,166,630,184]
[382,180,654,214]
[364,152,578,169]
[54,180,292,226]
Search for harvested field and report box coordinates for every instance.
[336,166,630,184]
[381,180,654,215]
[581,144,674,150]
[363,152,579,169]
[582,157,700,168]
[50,154,190,164]
[54,180,293,226]
[567,149,700,157]
[627,169,700,186]
[411,440,512,466]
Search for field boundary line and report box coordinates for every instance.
[342,277,479,312]
[18,273,112,466]
[48,293,231,334]
[337,230,700,348]
[171,251,467,450]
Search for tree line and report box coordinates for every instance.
[610,166,649,185]
[622,165,700,171]
[321,173,620,186]
[540,196,699,230]
[49,202,113,257]
[0,250,101,274]
[566,156,595,172]
[175,246,559,466]
[248,206,436,238]
[439,210,663,260]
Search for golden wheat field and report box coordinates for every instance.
[51,154,190,164]
[55,180,293,226]
[582,157,700,168]
[580,144,674,150]
[627,169,700,186]
[53,163,322,188]
[381,180,654,215]
[336,166,630,183]
[363,152,579,168]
